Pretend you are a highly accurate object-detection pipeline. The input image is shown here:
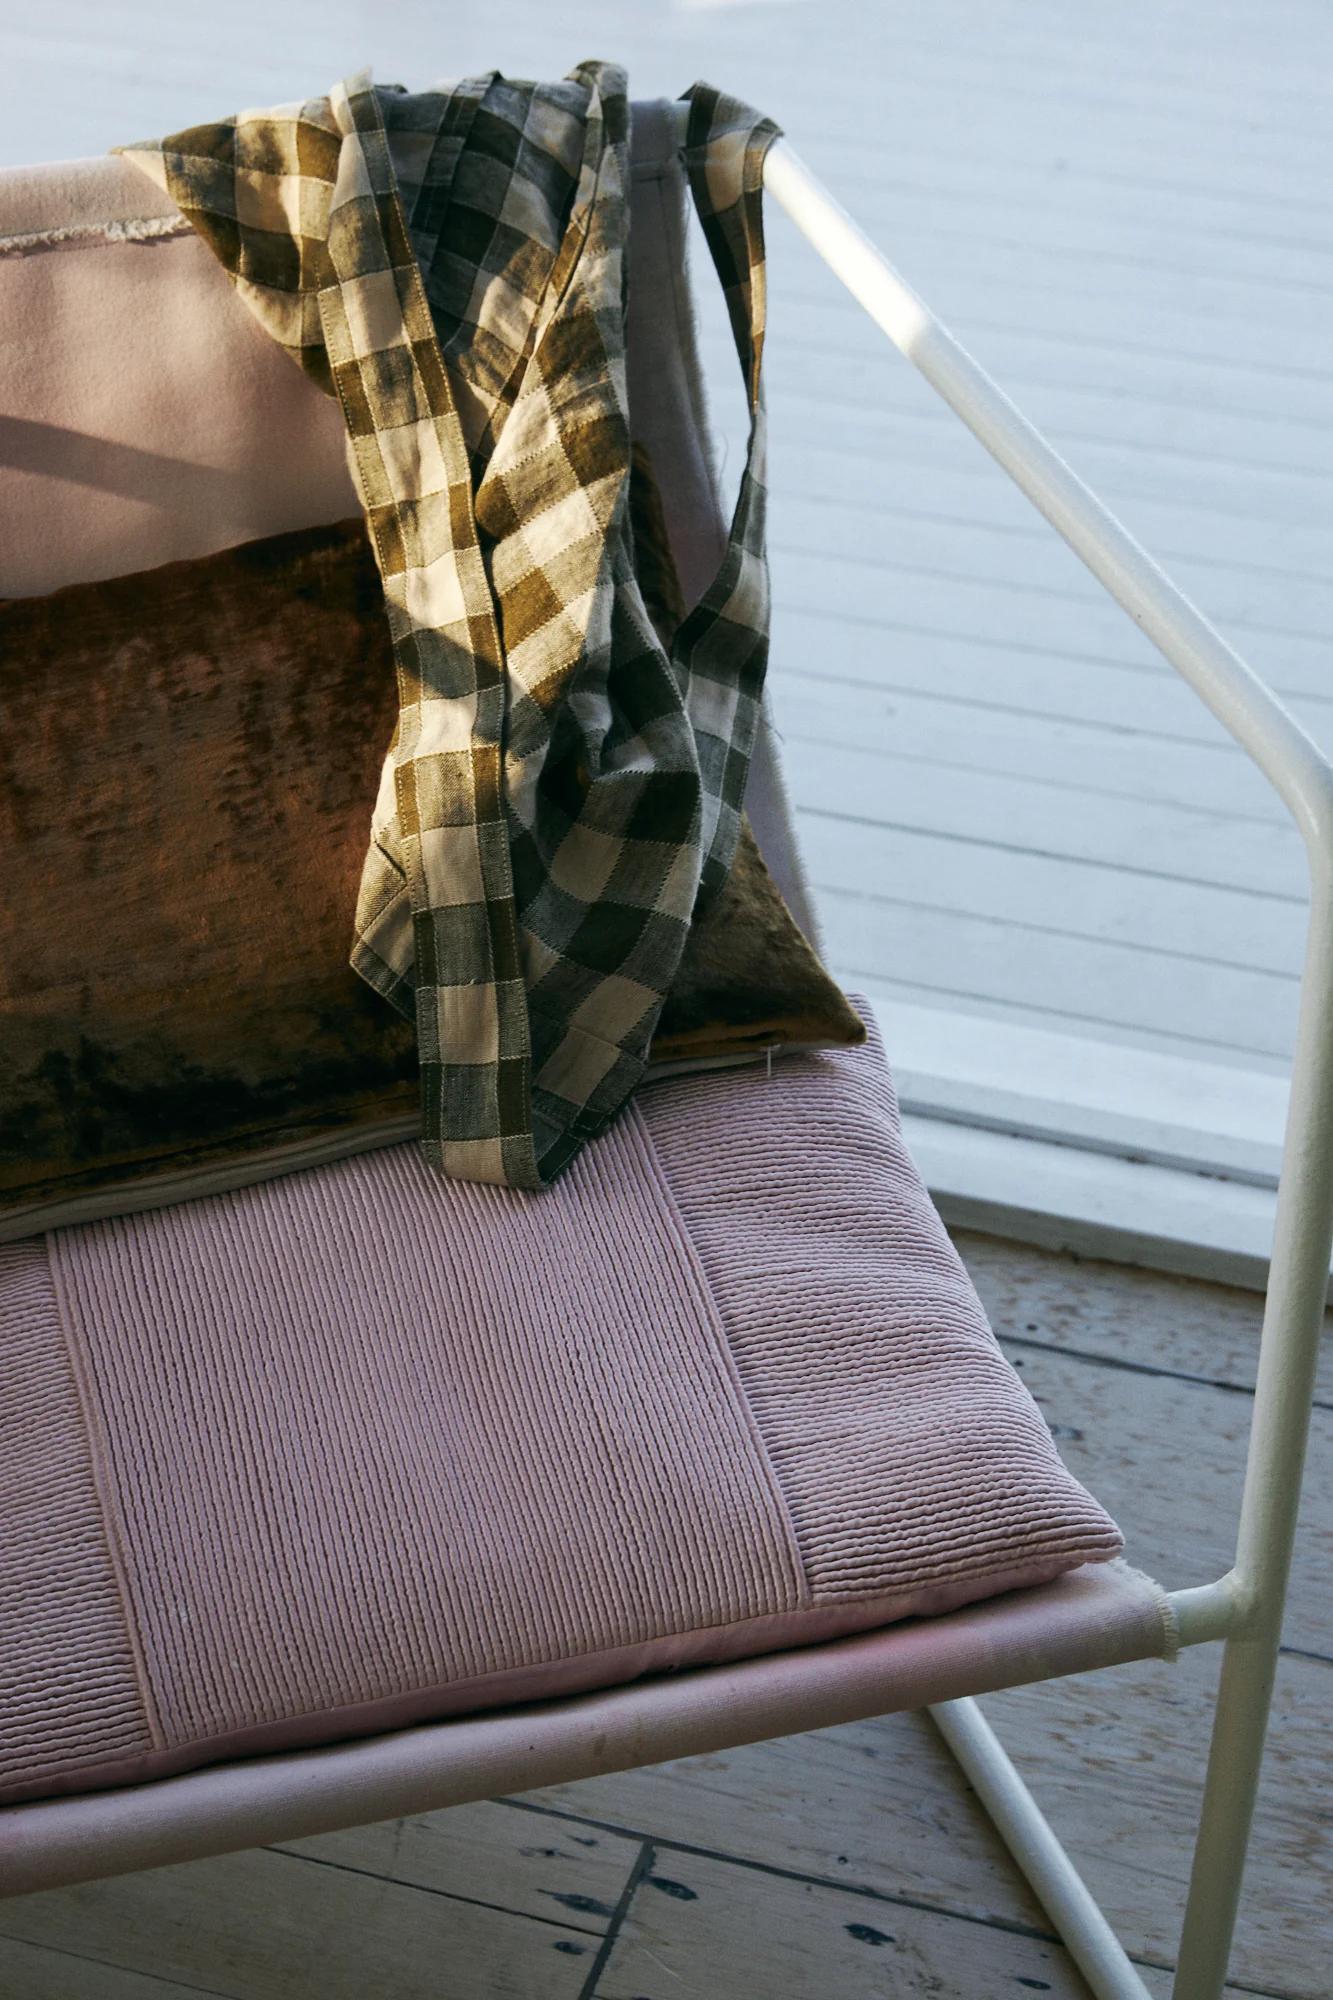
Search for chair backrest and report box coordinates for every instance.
[0,101,816,939]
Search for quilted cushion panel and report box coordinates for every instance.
[0,1011,1120,1805]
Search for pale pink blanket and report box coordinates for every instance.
[0,1011,1120,1806]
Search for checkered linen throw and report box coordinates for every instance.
[119,66,780,1188]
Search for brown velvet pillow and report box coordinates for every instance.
[0,519,862,1235]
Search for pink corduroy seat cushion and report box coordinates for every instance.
[0,1009,1122,1808]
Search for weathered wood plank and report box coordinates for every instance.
[770,668,1301,827]
[275,1798,639,1932]
[769,551,1333,702]
[516,1710,1062,1937]
[953,1229,1333,1404]
[771,445,1333,580]
[520,1653,1329,1999]
[752,300,1333,453]
[0,1843,603,2000]
[784,735,1301,902]
[769,485,1333,641]
[781,168,1333,301]
[768,392,1333,538]
[721,336,1333,515]
[800,812,1303,973]
[0,1936,222,1999]
[816,888,1300,1061]
[992,1347,1332,1654]
[590,1843,1107,2000]
[588,1840,1274,1997]
[984,1650,1332,2000]
[860,972,1290,1073]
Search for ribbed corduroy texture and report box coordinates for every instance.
[0,1243,153,1792]
[638,1018,1123,1600]
[45,1112,806,1761]
[3,1012,1121,1802]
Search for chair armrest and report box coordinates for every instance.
[753,131,1333,1630]
[759,139,1333,876]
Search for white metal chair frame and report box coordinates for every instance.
[755,128,1333,2000]
[1,120,1323,2000]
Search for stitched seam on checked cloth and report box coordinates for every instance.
[116,64,780,1189]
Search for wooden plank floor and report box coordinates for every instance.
[4,1232,1328,1999]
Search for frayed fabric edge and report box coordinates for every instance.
[1107,1555,1182,1663]
[0,213,191,258]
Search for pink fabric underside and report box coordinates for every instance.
[0,1561,1170,1897]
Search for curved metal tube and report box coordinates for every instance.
[733,123,1333,1999]
[756,137,1333,868]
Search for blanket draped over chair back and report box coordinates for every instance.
[119,65,780,1189]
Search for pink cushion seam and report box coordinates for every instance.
[0,1557,1088,1806]
[45,1238,165,1753]
[624,1097,813,1612]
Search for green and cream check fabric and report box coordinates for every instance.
[120,65,780,1188]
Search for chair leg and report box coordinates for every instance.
[1171,1628,1281,2000]
[934,1624,1280,2000]
[929,1697,1154,2000]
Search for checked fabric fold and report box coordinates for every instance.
[119,65,781,1189]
